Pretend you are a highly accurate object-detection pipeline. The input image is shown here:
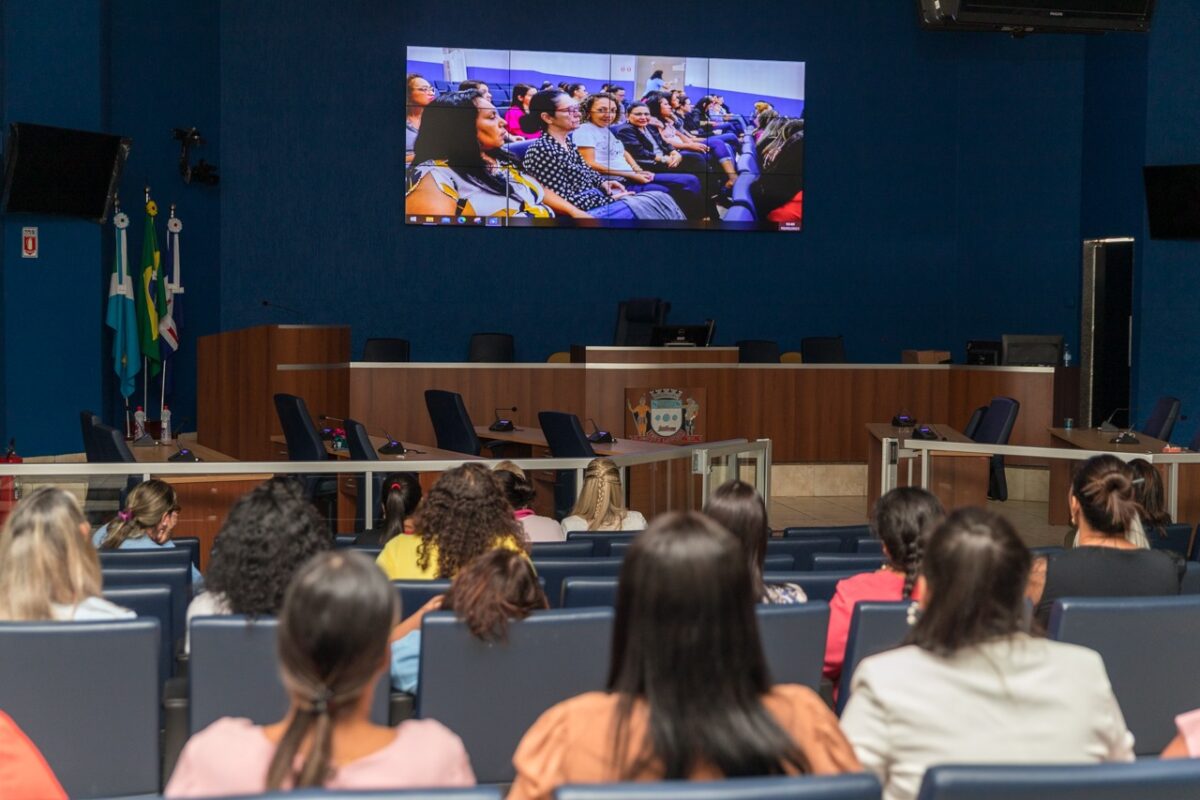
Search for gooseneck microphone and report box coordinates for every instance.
[319,415,408,455]
[260,299,303,316]
[1099,407,1128,433]
[489,406,518,432]
[587,417,615,444]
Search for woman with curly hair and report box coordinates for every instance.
[184,478,330,649]
[376,463,528,580]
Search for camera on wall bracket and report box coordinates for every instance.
[172,127,219,186]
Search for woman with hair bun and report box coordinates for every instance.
[1028,454,1182,628]
[165,551,475,796]
[841,507,1134,800]
[493,461,563,542]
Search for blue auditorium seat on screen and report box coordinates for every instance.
[723,205,756,222]
[531,540,596,558]
[1047,595,1200,754]
[915,760,1200,800]
[566,530,641,556]
[731,172,757,216]
[812,553,886,572]
[837,601,911,714]
[505,139,534,161]
[554,773,883,800]
[103,584,174,682]
[736,151,760,175]
[0,620,159,799]
[532,557,624,607]
[417,607,614,784]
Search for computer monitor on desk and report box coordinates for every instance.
[650,320,716,348]
[1002,334,1063,367]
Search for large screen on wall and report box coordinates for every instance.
[405,47,806,232]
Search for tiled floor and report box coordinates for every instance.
[770,496,1069,549]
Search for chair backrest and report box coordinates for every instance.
[532,557,624,607]
[1183,561,1200,595]
[915,760,1200,800]
[556,773,883,800]
[273,393,327,461]
[531,540,596,558]
[102,564,190,646]
[538,411,597,458]
[837,601,911,713]
[1148,522,1193,558]
[764,537,844,569]
[800,335,846,364]
[784,525,871,553]
[971,396,1020,445]
[80,409,103,462]
[856,538,884,554]
[1047,595,1200,754]
[92,421,136,462]
[783,571,875,603]
[417,607,614,783]
[394,580,453,616]
[565,530,640,556]
[97,547,194,570]
[103,584,174,682]
[424,389,482,456]
[344,417,380,462]
[0,620,160,798]
[812,553,887,572]
[962,405,987,440]
[504,139,535,161]
[225,790,506,800]
[467,332,515,363]
[362,337,411,362]
[757,602,829,690]
[614,297,670,346]
[173,535,202,569]
[1140,395,1182,441]
[736,339,781,363]
[561,577,619,608]
[190,616,389,734]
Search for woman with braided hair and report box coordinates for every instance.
[560,458,647,533]
[166,551,474,795]
[823,487,944,692]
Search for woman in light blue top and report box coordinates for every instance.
[642,69,665,97]
[93,478,201,583]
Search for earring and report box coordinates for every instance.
[906,600,921,626]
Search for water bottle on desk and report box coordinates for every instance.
[160,405,172,444]
[134,406,147,440]
[1063,344,1073,367]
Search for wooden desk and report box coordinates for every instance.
[131,441,268,570]
[866,423,989,518]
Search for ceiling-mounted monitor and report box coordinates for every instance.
[918,0,1155,34]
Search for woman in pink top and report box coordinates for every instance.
[505,84,539,140]
[166,551,475,797]
[823,488,945,688]
[494,461,564,542]
[1164,709,1200,758]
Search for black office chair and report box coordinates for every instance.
[800,335,846,363]
[538,411,597,520]
[272,393,336,510]
[425,389,486,455]
[613,298,670,346]
[468,332,515,363]
[970,396,1020,501]
[361,337,411,362]
[345,417,383,532]
[1140,395,1181,441]
[736,339,781,363]
[92,421,142,502]
[962,404,987,440]
[79,410,104,462]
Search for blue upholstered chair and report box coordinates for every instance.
[173,535,202,570]
[737,339,782,363]
[1148,522,1194,558]
[531,540,596,558]
[566,530,641,556]
[417,607,615,784]
[561,572,867,607]
[915,760,1200,800]
[812,553,887,572]
[345,417,385,532]
[467,332,515,362]
[1183,561,1200,594]
[962,404,987,440]
[0,620,160,798]
[837,601,911,714]
[539,410,598,519]
[785,524,870,553]
[765,537,845,569]
[1140,395,1181,441]
[532,557,624,607]
[394,580,452,616]
[272,392,335,504]
[723,204,756,223]
[731,172,757,217]
[1047,595,1200,754]
[224,790,506,800]
[756,602,830,690]
[102,563,190,648]
[561,577,619,608]
[425,389,486,456]
[102,584,174,682]
[786,571,874,603]
[97,547,193,570]
[969,396,1020,501]
[189,616,389,734]
[555,773,883,799]
[856,538,884,554]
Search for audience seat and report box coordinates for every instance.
[812,553,886,572]
[1183,561,1200,594]
[102,564,190,650]
[756,602,830,690]
[97,547,193,570]
[784,525,870,553]
[915,760,1200,800]
[554,773,883,799]
[836,601,911,714]
[723,205,755,222]
[531,558,624,607]
[1047,595,1200,754]
[417,607,614,784]
[731,173,757,217]
[394,580,452,616]
[173,535,202,570]
[504,140,534,161]
[102,584,174,683]
[856,538,884,554]
[565,530,641,556]
[531,540,596,558]
[223,790,506,799]
[1148,522,1194,558]
[561,572,868,607]
[0,620,160,799]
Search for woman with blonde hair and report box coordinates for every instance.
[0,487,133,621]
[93,478,199,582]
[561,458,647,533]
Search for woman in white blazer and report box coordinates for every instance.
[840,507,1135,800]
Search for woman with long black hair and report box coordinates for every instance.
[508,512,860,799]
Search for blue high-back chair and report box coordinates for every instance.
[394,580,452,616]
[97,547,194,570]
[757,603,830,690]
[555,773,883,800]
[189,616,389,734]
[273,393,334,502]
[531,540,596,558]
[1148,522,1194,558]
[533,557,624,607]
[417,607,614,784]
[0,620,160,799]
[425,389,484,455]
[857,538,885,554]
[787,571,873,602]
[1048,595,1200,754]
[837,601,911,714]
[962,404,987,440]
[785,525,871,553]
[103,584,174,682]
[566,530,640,556]
[345,417,385,532]
[916,761,1200,800]
[1140,395,1181,441]
[539,410,597,519]
[614,298,670,346]
[561,573,862,606]
[812,553,887,572]
[970,396,1020,501]
[102,564,190,649]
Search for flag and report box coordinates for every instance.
[105,208,140,398]
[136,198,163,375]
[159,209,183,397]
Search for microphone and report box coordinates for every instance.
[168,440,202,462]
[1099,407,1128,433]
[489,406,517,432]
[587,417,615,444]
[260,299,303,316]
[321,415,406,455]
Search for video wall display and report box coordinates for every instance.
[405,47,806,232]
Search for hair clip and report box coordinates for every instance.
[389,483,403,492]
[310,687,334,715]
[117,509,133,522]
[1131,477,1145,485]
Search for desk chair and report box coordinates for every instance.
[614,298,670,346]
[737,339,781,363]
[345,417,384,531]
[362,337,411,362]
[962,405,987,440]
[468,332,515,362]
[970,396,1020,501]
[1140,395,1181,441]
[273,393,336,511]
[538,411,597,519]
[425,389,507,457]
[79,409,103,462]
[800,335,846,363]
[92,421,142,502]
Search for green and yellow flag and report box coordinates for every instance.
[135,198,165,375]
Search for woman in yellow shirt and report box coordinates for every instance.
[376,463,528,580]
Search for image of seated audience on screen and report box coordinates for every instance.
[405,47,805,232]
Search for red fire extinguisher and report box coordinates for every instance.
[0,439,22,528]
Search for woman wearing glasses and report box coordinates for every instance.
[405,73,437,165]
[518,90,684,221]
[93,478,200,583]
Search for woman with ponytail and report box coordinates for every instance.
[1028,454,1182,628]
[93,478,199,583]
[165,550,474,796]
[354,472,422,547]
[823,488,944,691]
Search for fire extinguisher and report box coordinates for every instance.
[0,439,22,528]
